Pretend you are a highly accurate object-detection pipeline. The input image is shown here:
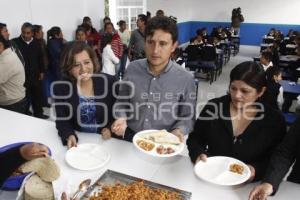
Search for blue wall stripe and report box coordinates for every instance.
[177,21,300,46]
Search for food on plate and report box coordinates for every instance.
[156,145,175,155]
[229,163,244,175]
[141,130,181,145]
[136,140,155,151]
[21,157,60,182]
[89,180,183,200]
[24,174,54,200]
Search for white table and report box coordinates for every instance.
[0,108,299,199]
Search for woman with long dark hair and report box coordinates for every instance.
[187,61,286,182]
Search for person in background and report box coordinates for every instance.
[112,16,196,142]
[75,26,87,43]
[260,51,273,71]
[265,67,283,110]
[156,9,165,17]
[47,26,65,81]
[187,61,286,182]
[117,20,131,48]
[249,117,300,200]
[99,16,113,36]
[0,22,25,66]
[53,42,115,148]
[101,34,119,76]
[103,22,123,59]
[12,22,47,119]
[33,25,49,70]
[0,35,27,114]
[0,143,49,187]
[128,14,147,61]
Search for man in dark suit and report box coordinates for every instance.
[13,22,47,119]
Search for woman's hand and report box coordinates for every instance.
[67,135,77,149]
[111,118,127,136]
[101,128,112,140]
[196,153,208,163]
[249,183,273,200]
[20,143,49,160]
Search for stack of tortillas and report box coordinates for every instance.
[20,157,60,200]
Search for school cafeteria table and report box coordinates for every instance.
[0,108,299,199]
[280,80,300,95]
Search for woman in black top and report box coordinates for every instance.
[53,42,116,148]
[249,117,300,200]
[187,61,286,182]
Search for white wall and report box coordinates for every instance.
[147,0,300,24]
[1,0,105,41]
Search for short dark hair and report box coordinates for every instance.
[33,24,42,36]
[266,67,281,82]
[145,16,178,43]
[138,14,147,25]
[261,51,273,62]
[230,61,266,93]
[60,42,100,81]
[0,34,10,49]
[83,16,91,23]
[76,26,87,35]
[21,22,33,32]
[156,9,164,16]
[118,20,126,27]
[47,26,62,42]
[0,23,7,32]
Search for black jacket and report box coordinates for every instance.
[187,95,286,181]
[262,117,300,193]
[53,74,116,145]
[12,36,45,83]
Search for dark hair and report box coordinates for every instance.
[60,42,100,81]
[104,22,114,31]
[261,51,273,62]
[0,23,7,32]
[156,9,164,16]
[230,61,266,93]
[76,26,87,35]
[47,26,62,42]
[21,22,33,32]
[145,16,178,43]
[118,20,126,27]
[100,33,113,53]
[33,25,42,36]
[83,16,91,23]
[0,34,10,49]
[103,16,111,22]
[266,67,281,82]
[147,11,151,18]
[138,14,147,25]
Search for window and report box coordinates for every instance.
[110,0,146,31]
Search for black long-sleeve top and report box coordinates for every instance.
[262,117,300,193]
[187,95,286,181]
[53,74,116,145]
[0,146,26,187]
[12,36,45,83]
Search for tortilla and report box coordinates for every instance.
[24,175,54,200]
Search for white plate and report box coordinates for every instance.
[132,129,184,158]
[194,156,251,186]
[65,143,110,170]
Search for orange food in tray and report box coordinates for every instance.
[136,140,155,151]
[229,163,244,175]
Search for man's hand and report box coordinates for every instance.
[196,154,208,163]
[247,164,256,182]
[111,118,127,136]
[249,183,273,200]
[19,143,49,160]
[171,128,184,142]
